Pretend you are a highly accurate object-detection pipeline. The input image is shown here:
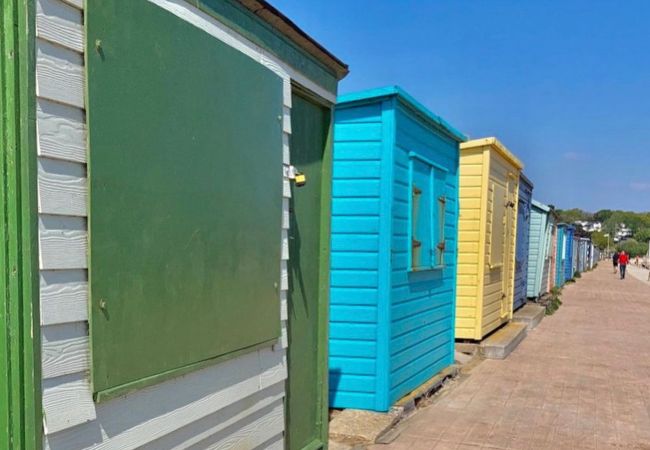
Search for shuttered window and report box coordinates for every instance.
[87,1,284,398]
[409,153,447,271]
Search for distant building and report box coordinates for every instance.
[612,223,633,242]
[574,220,602,233]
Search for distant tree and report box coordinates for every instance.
[559,208,650,237]
[591,231,609,250]
[603,211,650,235]
[634,228,650,244]
[616,239,648,257]
[556,208,592,223]
[593,209,613,223]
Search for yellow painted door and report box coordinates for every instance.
[489,181,509,320]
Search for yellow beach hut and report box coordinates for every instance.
[456,138,524,340]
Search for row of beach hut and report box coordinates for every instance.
[2,1,601,448]
[328,87,599,412]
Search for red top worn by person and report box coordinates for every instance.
[619,252,629,265]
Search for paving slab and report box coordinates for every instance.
[479,321,527,359]
[371,265,650,449]
[329,409,400,446]
[329,368,458,446]
[511,302,545,330]
[627,264,650,285]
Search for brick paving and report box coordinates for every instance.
[373,264,650,449]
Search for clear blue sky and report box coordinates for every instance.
[272,0,650,212]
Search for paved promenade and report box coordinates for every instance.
[627,263,650,286]
[374,264,650,449]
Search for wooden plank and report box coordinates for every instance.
[138,384,285,450]
[279,325,288,350]
[283,178,291,198]
[280,291,288,321]
[40,270,88,325]
[42,373,97,434]
[36,0,84,53]
[38,157,87,217]
[459,174,483,187]
[460,164,483,176]
[282,78,292,109]
[261,433,284,450]
[36,38,84,108]
[41,322,89,379]
[43,349,285,446]
[59,0,83,10]
[280,260,288,291]
[456,297,478,308]
[259,54,292,108]
[39,215,87,270]
[259,347,287,389]
[282,198,289,229]
[37,98,86,163]
[281,229,289,261]
[186,401,284,450]
[457,263,479,275]
[282,133,290,165]
[282,106,291,134]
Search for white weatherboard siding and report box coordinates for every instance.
[36,0,324,447]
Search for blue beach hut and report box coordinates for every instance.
[564,225,576,280]
[577,238,588,272]
[526,200,553,299]
[555,224,567,286]
[329,86,465,412]
[513,175,533,310]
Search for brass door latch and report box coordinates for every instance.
[287,165,307,187]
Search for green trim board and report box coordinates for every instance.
[0,0,42,448]
[87,0,284,397]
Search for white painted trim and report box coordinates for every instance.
[38,157,87,217]
[37,98,87,163]
[59,0,82,9]
[42,322,89,379]
[42,374,97,434]
[40,270,88,326]
[180,401,284,450]
[138,384,285,449]
[36,0,84,53]
[39,215,87,270]
[36,39,84,108]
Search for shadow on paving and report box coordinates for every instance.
[371,264,650,450]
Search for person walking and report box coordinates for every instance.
[619,250,629,279]
[612,251,619,274]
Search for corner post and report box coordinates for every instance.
[1,0,41,448]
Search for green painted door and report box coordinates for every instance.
[286,91,332,450]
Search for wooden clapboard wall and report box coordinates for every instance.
[34,0,337,447]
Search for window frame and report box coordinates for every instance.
[407,151,448,272]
